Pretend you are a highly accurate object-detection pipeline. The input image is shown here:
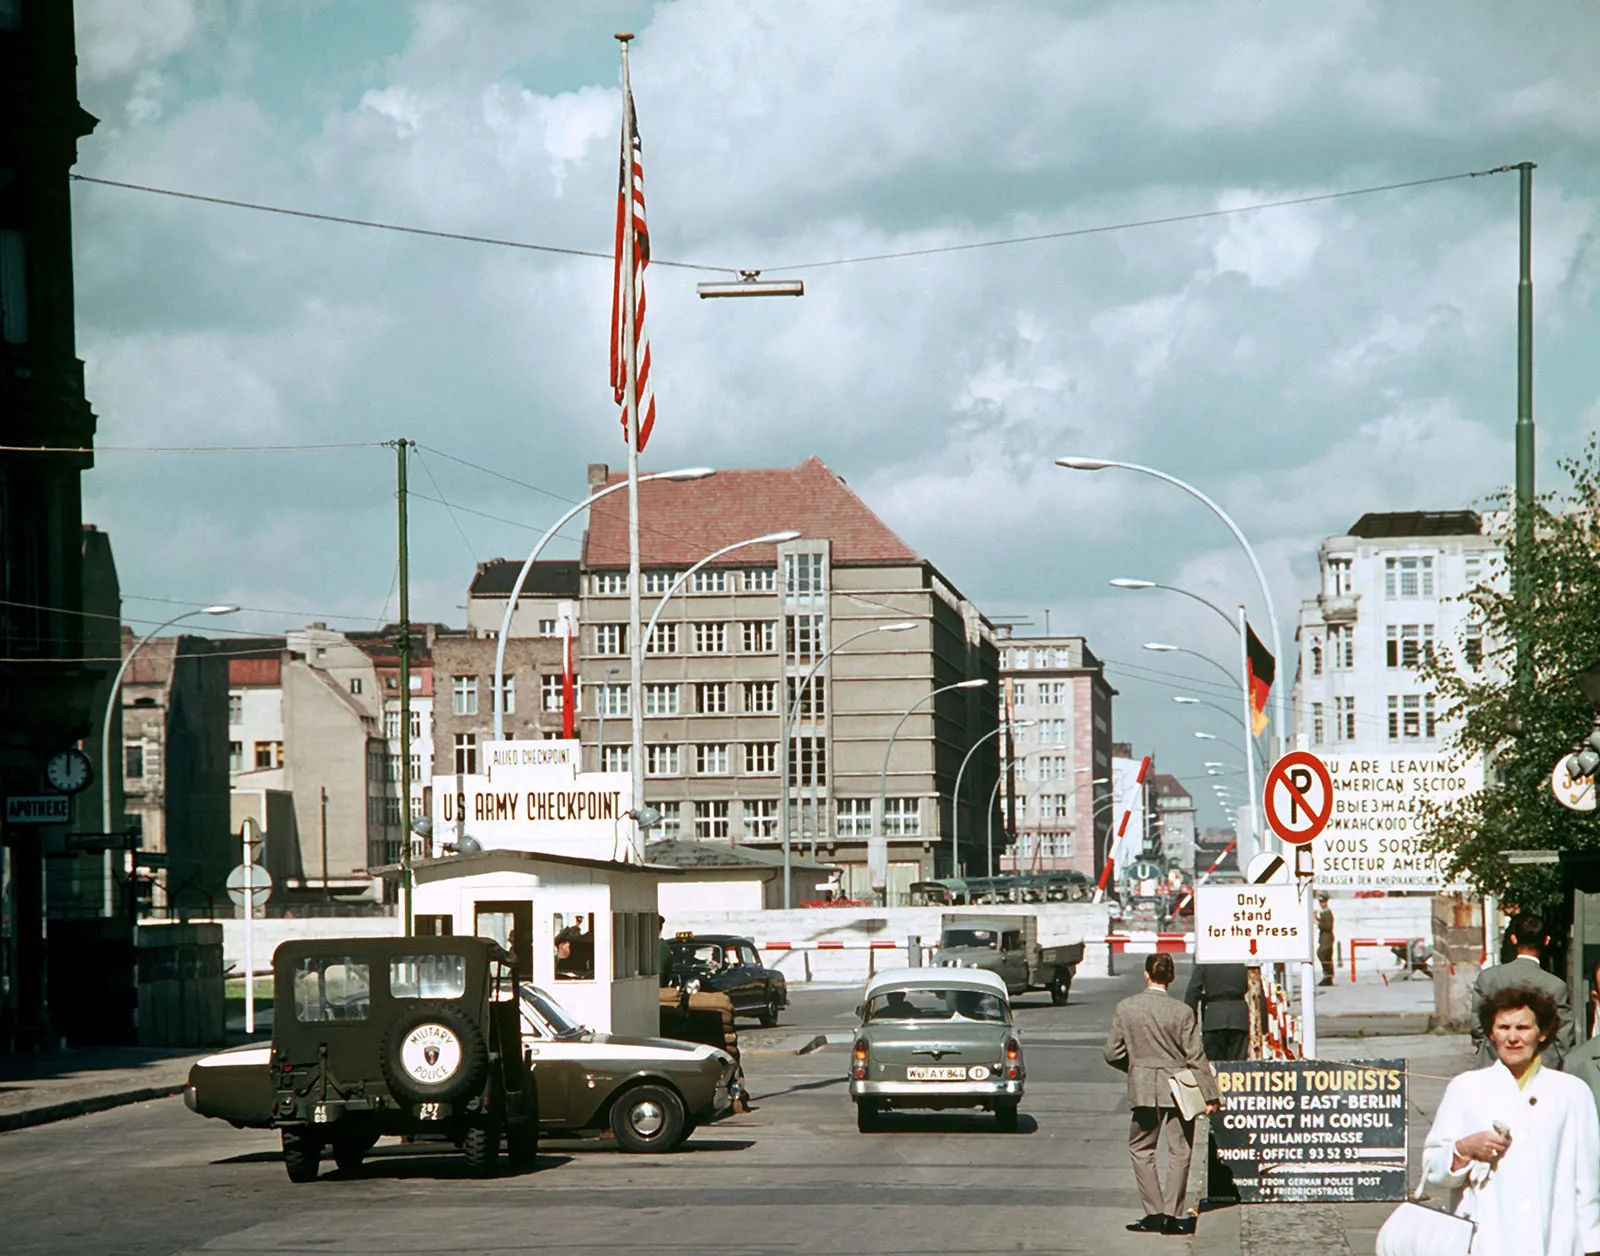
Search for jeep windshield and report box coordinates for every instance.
[941,928,1000,950]
[866,987,1009,1023]
[518,984,587,1039]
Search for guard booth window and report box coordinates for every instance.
[293,957,370,1022]
[475,901,532,978]
[554,912,595,980]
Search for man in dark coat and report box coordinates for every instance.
[1183,962,1251,1062]
[1316,894,1335,986]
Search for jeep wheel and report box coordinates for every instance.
[758,993,781,1028]
[609,1083,686,1153]
[1050,975,1071,1006]
[856,1099,881,1133]
[379,1001,488,1107]
[462,1112,502,1177]
[506,1119,539,1169]
[282,1129,321,1183]
[995,1102,1020,1133]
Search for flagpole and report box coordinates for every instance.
[1238,604,1259,868]
[618,32,645,863]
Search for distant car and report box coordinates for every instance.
[664,933,788,1027]
[848,967,1024,1133]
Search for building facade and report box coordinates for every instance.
[1294,511,1500,756]
[575,458,998,903]
[1148,772,1197,871]
[996,633,1115,880]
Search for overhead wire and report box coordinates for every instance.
[412,447,480,565]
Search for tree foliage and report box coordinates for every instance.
[1416,437,1600,914]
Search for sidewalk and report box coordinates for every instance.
[1194,1031,1475,1256]
[1317,965,1435,1037]
[0,1044,213,1133]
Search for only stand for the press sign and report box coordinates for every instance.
[1263,750,1334,1060]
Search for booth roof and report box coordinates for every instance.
[644,839,838,873]
[372,848,684,878]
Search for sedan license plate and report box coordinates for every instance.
[906,1066,968,1081]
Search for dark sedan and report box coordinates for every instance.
[664,934,787,1027]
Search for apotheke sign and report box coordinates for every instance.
[1310,753,1481,891]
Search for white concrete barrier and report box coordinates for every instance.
[210,915,403,976]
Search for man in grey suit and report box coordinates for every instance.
[1104,952,1221,1236]
[1184,962,1251,1062]
[1470,912,1573,1067]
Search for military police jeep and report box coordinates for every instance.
[266,936,537,1181]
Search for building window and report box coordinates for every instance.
[1038,719,1067,744]
[783,553,825,597]
[593,571,628,595]
[410,710,422,739]
[1464,625,1483,669]
[1310,643,1323,677]
[254,740,284,769]
[645,622,678,655]
[385,754,401,782]
[695,744,731,775]
[594,624,627,655]
[743,567,777,593]
[350,677,364,695]
[495,676,514,716]
[598,683,630,717]
[1011,648,1031,670]
[1038,681,1066,704]
[453,734,477,775]
[125,743,145,778]
[1039,794,1068,821]
[1388,694,1429,741]
[1384,555,1435,598]
[694,800,730,840]
[1327,556,1353,596]
[601,745,631,773]
[694,682,728,714]
[745,798,779,838]
[1386,624,1434,668]
[228,693,242,724]
[883,797,920,836]
[644,683,680,716]
[540,675,567,713]
[836,798,872,837]
[452,675,478,716]
[741,620,777,653]
[1327,625,1354,670]
[743,680,778,714]
[384,709,401,739]
[745,742,778,774]
[410,752,422,781]
[1311,703,1324,745]
[1335,697,1356,742]
[691,569,728,594]
[785,675,826,717]
[1464,554,1483,586]
[1040,755,1070,781]
[785,614,824,658]
[1011,681,1029,705]
[228,741,243,771]
[643,571,673,595]
[789,736,826,786]
[657,801,682,839]
[1425,694,1437,738]
[384,796,403,825]
[646,744,680,776]
[537,618,558,636]
[692,622,727,653]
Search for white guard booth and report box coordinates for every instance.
[417,740,674,1036]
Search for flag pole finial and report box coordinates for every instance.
[615,31,634,42]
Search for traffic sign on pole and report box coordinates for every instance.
[226,863,272,910]
[1263,750,1334,846]
[1194,884,1314,964]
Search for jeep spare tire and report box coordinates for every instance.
[380,1002,488,1106]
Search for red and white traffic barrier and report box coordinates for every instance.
[1105,932,1194,955]
[761,940,902,951]
[1260,973,1303,1060]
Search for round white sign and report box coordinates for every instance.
[400,1023,463,1085]
[1552,756,1597,812]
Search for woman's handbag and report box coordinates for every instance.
[1374,1194,1475,1256]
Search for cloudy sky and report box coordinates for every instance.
[69,0,1600,826]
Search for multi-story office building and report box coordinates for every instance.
[1148,773,1197,871]
[576,458,998,902]
[1295,511,1500,755]
[996,634,1115,880]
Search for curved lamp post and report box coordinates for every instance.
[779,620,918,906]
[1175,696,1267,771]
[1111,578,1237,636]
[874,678,988,901]
[640,529,802,655]
[492,467,713,742]
[991,774,1113,878]
[1057,457,1283,743]
[1010,770,1108,875]
[950,721,1035,877]
[1143,641,1238,691]
[102,604,239,916]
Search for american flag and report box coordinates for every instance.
[610,86,655,450]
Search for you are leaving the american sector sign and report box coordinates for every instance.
[1309,753,1482,891]
[1211,1059,1408,1203]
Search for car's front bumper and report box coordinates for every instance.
[850,1078,1024,1101]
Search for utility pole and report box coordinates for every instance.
[320,786,329,900]
[394,438,415,935]
[1514,161,1536,695]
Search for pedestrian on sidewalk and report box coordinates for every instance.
[1103,952,1221,1237]
[1470,912,1573,1067]
[1316,893,1335,986]
[1417,985,1600,1256]
[1183,961,1250,1061]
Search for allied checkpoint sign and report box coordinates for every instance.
[1308,753,1482,891]
[1211,1059,1408,1203]
[431,740,634,862]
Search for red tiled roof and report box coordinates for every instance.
[230,656,282,687]
[583,457,920,568]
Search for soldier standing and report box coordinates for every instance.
[1316,893,1335,986]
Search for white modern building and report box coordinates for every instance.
[1295,511,1501,755]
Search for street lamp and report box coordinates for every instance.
[492,467,714,742]
[640,530,803,655]
[874,678,988,901]
[1174,696,1267,769]
[1010,770,1110,876]
[102,604,239,916]
[1110,578,1238,635]
[951,721,1036,877]
[779,620,919,907]
[1143,641,1238,691]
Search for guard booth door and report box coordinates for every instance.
[475,901,533,980]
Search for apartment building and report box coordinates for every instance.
[1295,511,1500,755]
[575,458,998,902]
[996,633,1115,880]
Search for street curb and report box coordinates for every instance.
[793,1034,828,1055]
[0,1084,185,1134]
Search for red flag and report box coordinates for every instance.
[1245,623,1275,736]
[610,85,655,450]
[561,611,575,739]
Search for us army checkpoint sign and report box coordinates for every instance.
[1194,884,1314,964]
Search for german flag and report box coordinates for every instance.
[1246,623,1275,736]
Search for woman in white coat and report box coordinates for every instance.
[1419,985,1600,1256]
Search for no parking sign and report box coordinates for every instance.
[1263,751,1333,846]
